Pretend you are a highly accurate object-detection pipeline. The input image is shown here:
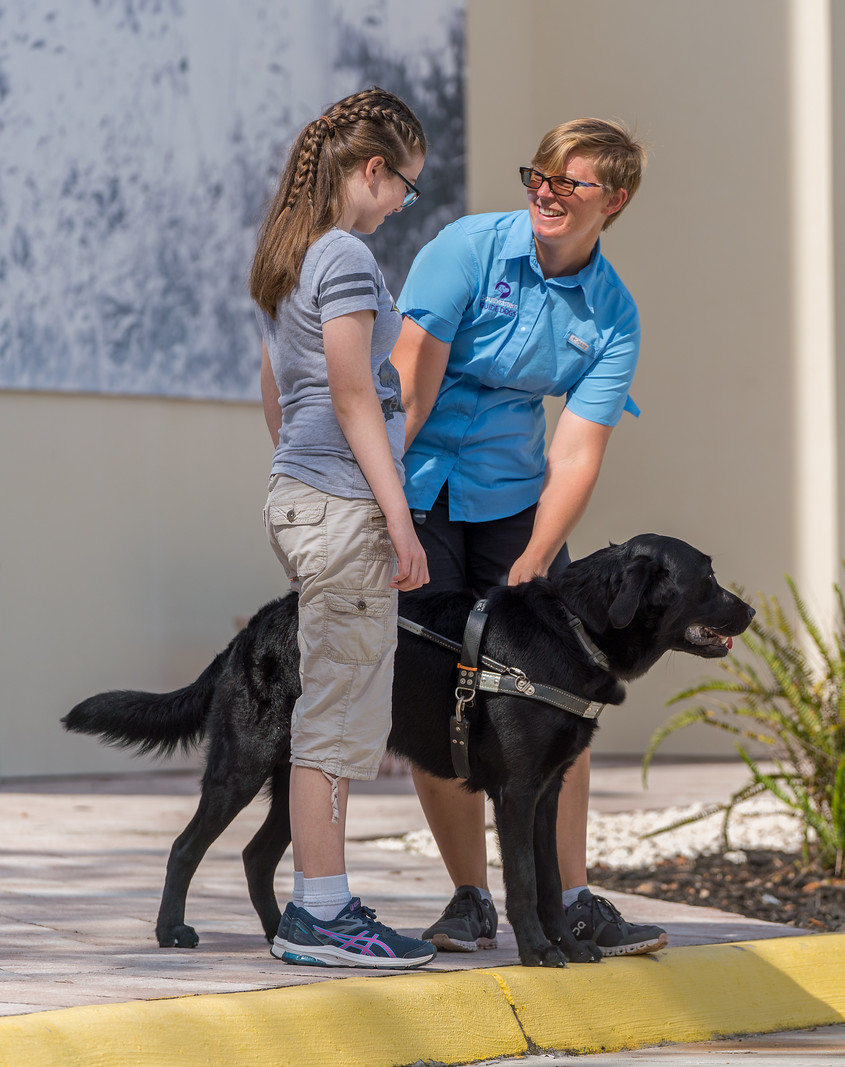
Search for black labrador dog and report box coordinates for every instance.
[63,534,753,968]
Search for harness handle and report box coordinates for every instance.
[449,599,489,777]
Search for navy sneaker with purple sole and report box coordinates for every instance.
[271,898,437,969]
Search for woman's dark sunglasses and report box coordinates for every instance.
[389,166,421,209]
[519,166,604,198]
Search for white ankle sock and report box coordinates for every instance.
[301,874,351,920]
[475,887,493,904]
[562,885,589,908]
[292,871,304,907]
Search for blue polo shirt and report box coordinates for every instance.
[397,210,640,522]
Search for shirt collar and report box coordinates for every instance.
[499,210,536,261]
[499,212,602,312]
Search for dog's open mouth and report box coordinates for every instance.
[685,625,733,650]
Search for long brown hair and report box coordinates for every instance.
[251,88,426,317]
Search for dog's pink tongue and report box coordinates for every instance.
[726,636,733,650]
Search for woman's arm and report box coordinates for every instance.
[508,408,613,585]
[390,318,451,450]
[261,340,282,445]
[323,311,428,591]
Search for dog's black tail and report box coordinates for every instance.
[62,648,227,758]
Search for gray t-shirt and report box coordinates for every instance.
[258,228,405,499]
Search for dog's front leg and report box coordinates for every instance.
[533,781,601,964]
[533,780,566,942]
[493,784,567,967]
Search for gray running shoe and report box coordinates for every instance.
[421,885,498,952]
[564,890,668,956]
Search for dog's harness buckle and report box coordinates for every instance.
[507,667,536,696]
[455,663,478,711]
[455,660,480,722]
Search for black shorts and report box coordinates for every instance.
[407,485,570,598]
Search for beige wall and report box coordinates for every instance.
[466,0,841,755]
[0,392,280,777]
[835,0,845,566]
[2,0,842,777]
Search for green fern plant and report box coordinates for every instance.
[642,575,845,875]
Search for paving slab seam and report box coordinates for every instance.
[0,935,842,1067]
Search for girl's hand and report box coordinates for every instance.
[386,512,429,591]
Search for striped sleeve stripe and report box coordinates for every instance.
[321,286,376,306]
[319,272,377,307]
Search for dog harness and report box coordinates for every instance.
[397,599,608,778]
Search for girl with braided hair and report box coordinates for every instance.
[252,88,434,968]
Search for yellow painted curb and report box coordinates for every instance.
[0,970,527,1067]
[0,935,843,1067]
[505,933,845,1054]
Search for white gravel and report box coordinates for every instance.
[373,796,807,871]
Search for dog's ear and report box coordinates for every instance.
[608,556,659,629]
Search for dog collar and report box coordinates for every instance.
[563,607,610,671]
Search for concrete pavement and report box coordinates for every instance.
[0,760,842,1065]
[475,1025,845,1065]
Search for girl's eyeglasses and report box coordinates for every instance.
[389,166,421,209]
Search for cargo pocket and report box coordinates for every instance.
[265,499,328,580]
[363,506,394,562]
[322,589,393,665]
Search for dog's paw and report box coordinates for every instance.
[561,938,602,964]
[157,924,199,948]
[519,943,568,968]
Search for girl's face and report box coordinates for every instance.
[339,151,425,235]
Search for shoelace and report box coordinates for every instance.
[352,903,395,936]
[443,890,484,919]
[586,894,629,928]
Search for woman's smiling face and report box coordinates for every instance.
[526,153,626,264]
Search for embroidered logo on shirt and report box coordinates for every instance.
[480,279,518,317]
[480,282,516,318]
[567,333,591,353]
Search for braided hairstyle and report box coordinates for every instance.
[251,88,426,316]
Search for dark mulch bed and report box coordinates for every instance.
[589,849,845,933]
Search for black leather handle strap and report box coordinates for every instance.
[450,598,489,778]
[449,716,471,778]
[457,598,489,698]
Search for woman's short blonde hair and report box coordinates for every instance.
[531,118,646,229]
